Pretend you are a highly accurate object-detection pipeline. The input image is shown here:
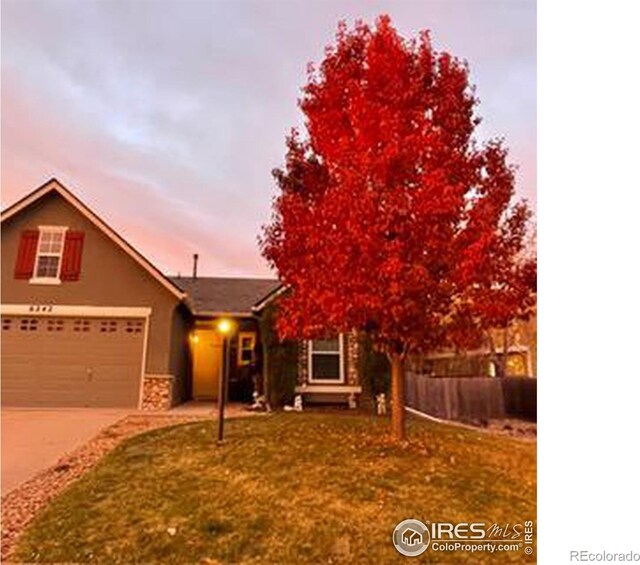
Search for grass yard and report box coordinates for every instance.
[14,412,536,564]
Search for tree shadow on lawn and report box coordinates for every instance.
[14,413,536,564]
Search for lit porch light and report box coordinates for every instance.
[217,318,235,335]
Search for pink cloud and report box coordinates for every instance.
[2,0,535,277]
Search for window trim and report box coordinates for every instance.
[237,331,256,366]
[308,334,345,384]
[29,225,68,285]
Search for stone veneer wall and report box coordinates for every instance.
[141,374,175,411]
[297,340,309,386]
[345,332,360,385]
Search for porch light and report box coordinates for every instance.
[217,318,234,335]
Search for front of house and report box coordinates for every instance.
[0,179,364,410]
[1,178,534,411]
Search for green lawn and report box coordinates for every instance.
[15,412,536,564]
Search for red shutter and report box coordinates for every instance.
[60,231,85,281]
[14,230,39,279]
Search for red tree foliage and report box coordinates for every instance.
[261,16,536,439]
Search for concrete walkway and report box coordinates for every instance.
[167,400,250,416]
[1,408,128,495]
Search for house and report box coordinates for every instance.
[408,316,537,378]
[168,276,280,402]
[0,179,363,410]
[252,293,363,405]
[401,529,423,546]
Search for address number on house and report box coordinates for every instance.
[28,304,54,313]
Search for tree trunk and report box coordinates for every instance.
[487,333,499,377]
[390,354,406,441]
[496,326,509,379]
[500,326,510,377]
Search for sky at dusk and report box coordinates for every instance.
[1,0,536,278]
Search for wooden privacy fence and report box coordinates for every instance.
[405,373,537,422]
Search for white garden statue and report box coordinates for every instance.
[376,393,387,416]
[293,394,303,412]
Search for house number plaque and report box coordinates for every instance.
[28,304,54,313]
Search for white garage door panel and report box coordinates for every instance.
[1,316,145,408]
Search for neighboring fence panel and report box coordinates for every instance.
[405,373,537,423]
[501,377,537,422]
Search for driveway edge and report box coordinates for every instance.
[1,414,209,561]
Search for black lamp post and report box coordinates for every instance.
[216,318,234,443]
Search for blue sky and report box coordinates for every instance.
[1,0,536,277]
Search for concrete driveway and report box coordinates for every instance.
[1,408,128,495]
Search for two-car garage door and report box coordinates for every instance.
[1,315,146,408]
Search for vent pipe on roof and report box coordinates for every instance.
[192,253,199,279]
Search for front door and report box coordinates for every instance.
[191,329,223,400]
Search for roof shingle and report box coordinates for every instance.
[169,276,281,315]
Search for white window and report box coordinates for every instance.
[308,335,344,383]
[32,226,67,283]
[237,332,256,366]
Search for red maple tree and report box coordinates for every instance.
[470,211,537,377]
[261,16,535,440]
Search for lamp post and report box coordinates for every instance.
[216,318,234,443]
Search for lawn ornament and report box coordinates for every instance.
[248,392,267,412]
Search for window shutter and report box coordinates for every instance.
[60,231,85,281]
[14,230,39,279]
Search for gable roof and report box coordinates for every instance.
[252,283,287,312]
[1,178,185,300]
[169,276,280,316]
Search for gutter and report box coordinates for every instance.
[252,284,287,313]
